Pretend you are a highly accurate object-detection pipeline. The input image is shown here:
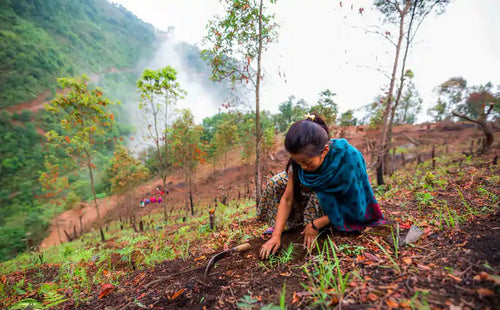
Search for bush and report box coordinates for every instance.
[19,109,32,122]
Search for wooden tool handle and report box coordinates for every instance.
[234,243,251,252]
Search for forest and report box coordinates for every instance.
[0,0,499,309]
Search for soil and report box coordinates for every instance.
[5,121,499,309]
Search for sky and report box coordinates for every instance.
[112,0,500,124]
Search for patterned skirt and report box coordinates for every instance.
[256,171,324,230]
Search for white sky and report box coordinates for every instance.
[112,0,500,123]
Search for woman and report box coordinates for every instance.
[258,113,385,259]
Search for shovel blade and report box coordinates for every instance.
[204,243,251,281]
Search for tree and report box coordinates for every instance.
[38,160,70,244]
[214,119,239,169]
[45,75,116,242]
[451,83,499,153]
[202,0,278,208]
[372,0,450,185]
[429,77,468,121]
[338,109,357,127]
[310,89,338,129]
[169,109,206,216]
[137,66,186,196]
[274,96,309,132]
[359,96,386,126]
[109,145,149,223]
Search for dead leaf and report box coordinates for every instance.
[292,291,300,304]
[402,257,412,265]
[417,263,431,271]
[447,274,462,282]
[386,298,399,308]
[473,272,500,285]
[365,252,380,262]
[368,293,378,301]
[170,288,186,300]
[328,295,339,305]
[98,283,115,299]
[477,288,495,297]
[194,255,206,261]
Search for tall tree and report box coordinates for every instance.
[137,66,186,194]
[373,0,450,185]
[169,109,206,216]
[202,0,278,208]
[45,75,116,242]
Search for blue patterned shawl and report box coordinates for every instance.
[298,139,385,231]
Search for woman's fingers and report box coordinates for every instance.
[260,240,280,259]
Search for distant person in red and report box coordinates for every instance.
[157,196,162,203]
[150,196,157,203]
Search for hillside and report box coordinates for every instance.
[0,0,157,108]
[0,122,499,309]
[0,0,158,262]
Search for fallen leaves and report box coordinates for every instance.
[98,283,115,299]
[364,252,380,262]
[476,288,495,297]
[473,271,500,285]
[385,298,399,308]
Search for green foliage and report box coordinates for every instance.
[201,0,278,86]
[303,237,354,306]
[338,109,357,127]
[310,89,338,128]
[0,0,156,108]
[395,79,422,124]
[108,145,149,195]
[169,109,206,175]
[137,66,187,184]
[274,96,309,132]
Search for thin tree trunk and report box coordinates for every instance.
[387,0,417,168]
[375,2,411,186]
[163,95,169,191]
[255,0,264,208]
[87,154,105,242]
[189,172,194,216]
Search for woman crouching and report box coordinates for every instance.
[258,113,386,259]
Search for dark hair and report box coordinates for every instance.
[284,113,330,211]
[284,113,330,156]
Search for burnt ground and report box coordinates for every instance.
[2,123,500,309]
[64,214,499,310]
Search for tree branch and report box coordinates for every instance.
[452,111,480,125]
[485,102,494,116]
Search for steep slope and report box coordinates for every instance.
[0,0,157,108]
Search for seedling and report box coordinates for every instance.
[372,238,401,275]
[302,237,353,307]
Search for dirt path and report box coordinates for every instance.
[2,67,135,114]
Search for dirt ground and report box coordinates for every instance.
[40,121,489,249]
[16,122,496,309]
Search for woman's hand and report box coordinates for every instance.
[260,235,281,259]
[302,223,319,250]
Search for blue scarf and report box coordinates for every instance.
[298,139,385,231]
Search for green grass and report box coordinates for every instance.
[302,237,356,308]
